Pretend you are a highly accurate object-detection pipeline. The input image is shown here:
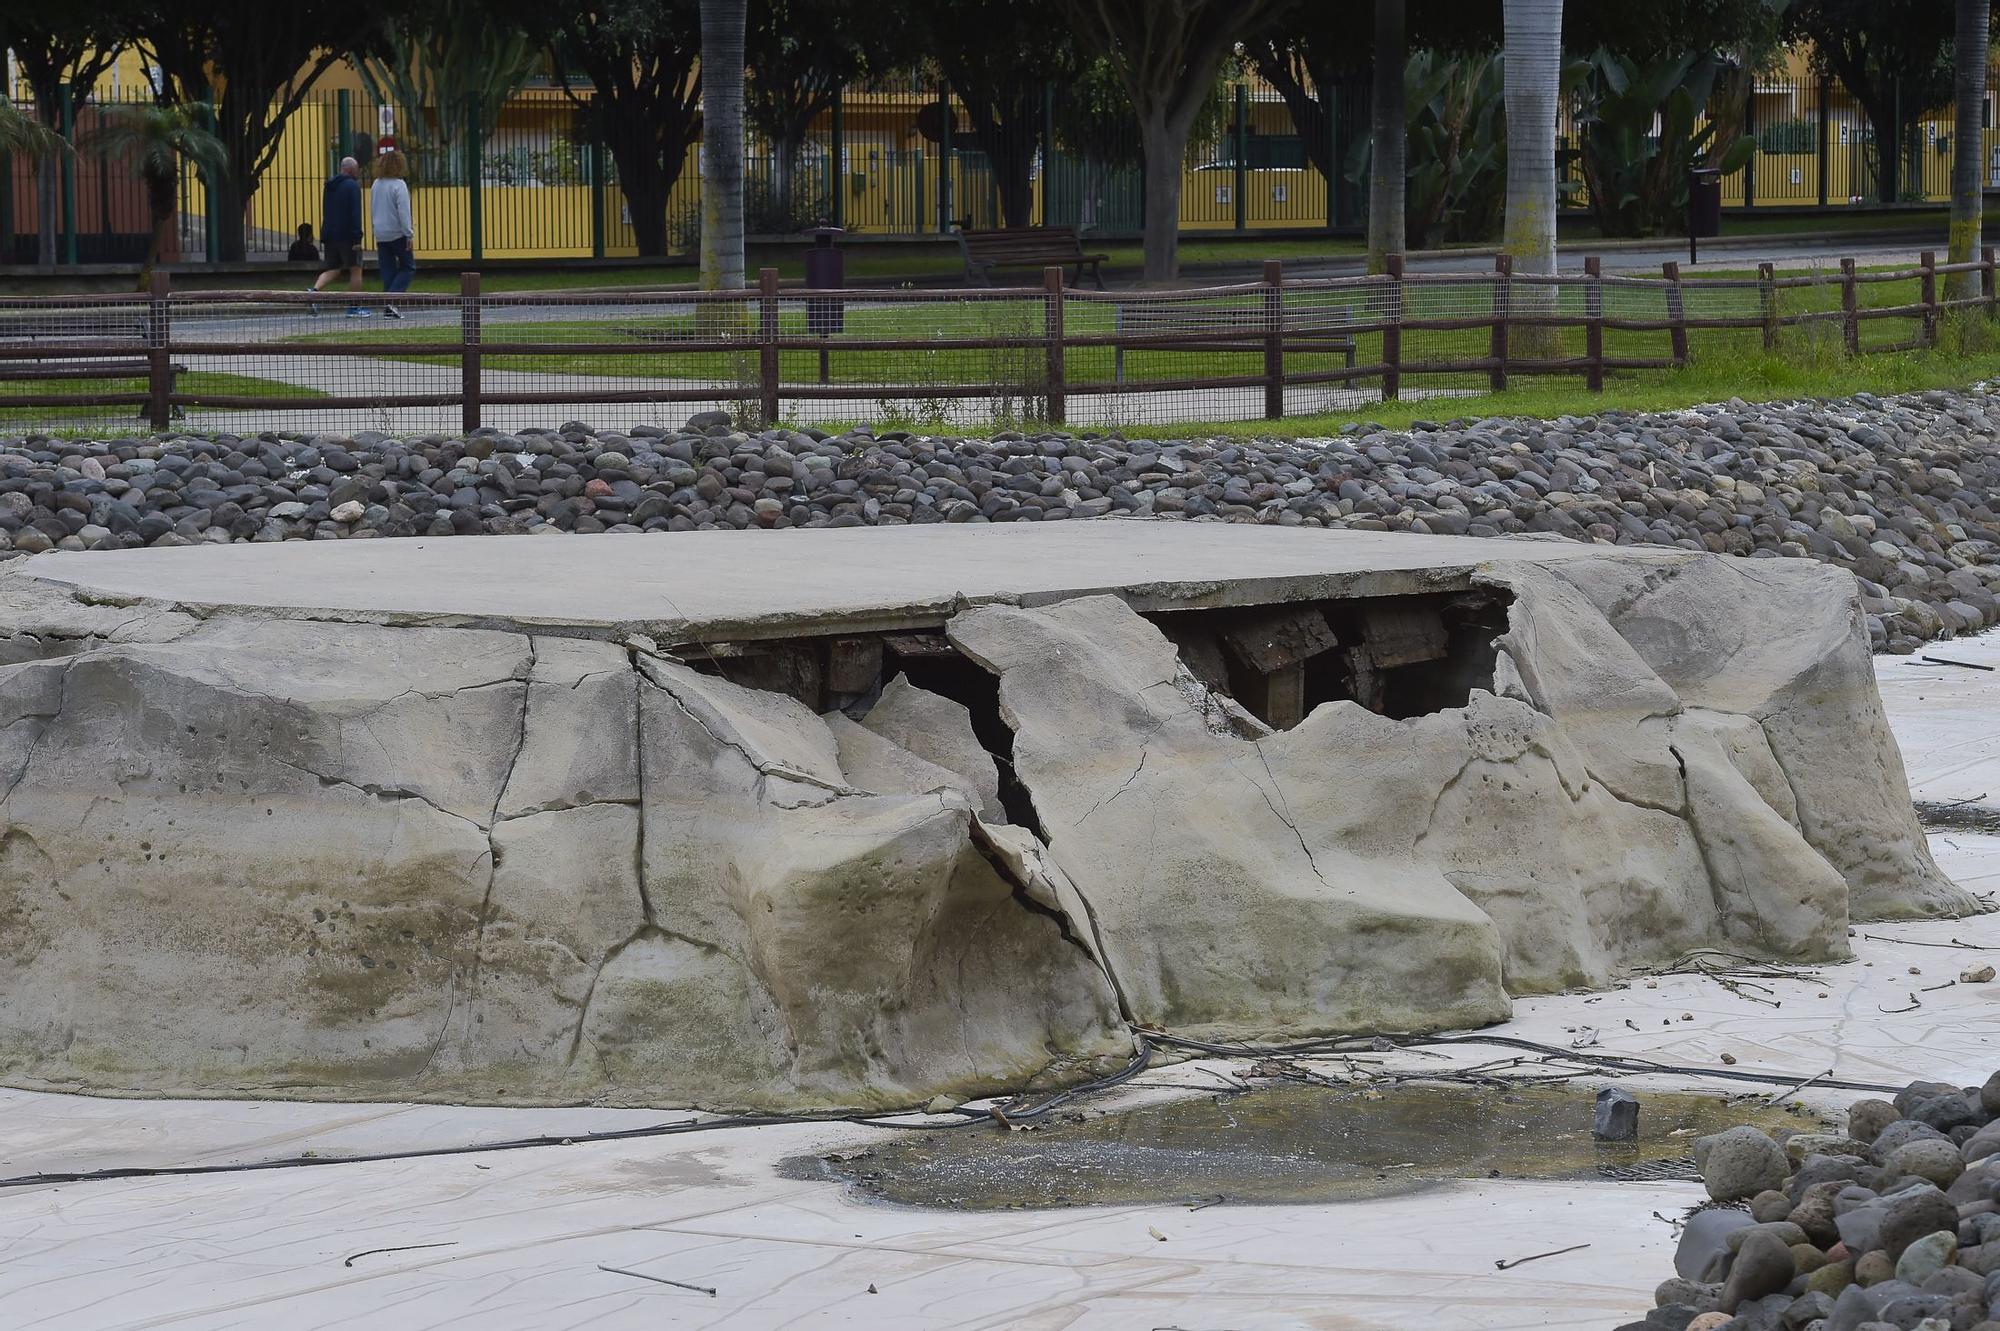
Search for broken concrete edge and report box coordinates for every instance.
[6,524,1690,649]
[0,533,1975,1113]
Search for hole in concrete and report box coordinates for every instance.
[787,1080,1816,1210]
[684,633,1047,838]
[888,643,1047,840]
[1149,589,1512,729]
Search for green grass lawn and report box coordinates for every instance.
[288,259,1953,381]
[0,371,326,423]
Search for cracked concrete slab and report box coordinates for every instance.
[0,524,1968,1109]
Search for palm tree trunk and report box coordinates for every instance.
[1503,0,1564,353]
[1368,0,1406,274]
[699,0,748,291]
[1949,0,1990,302]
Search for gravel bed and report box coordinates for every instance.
[6,391,2000,652]
[1627,1064,2000,1331]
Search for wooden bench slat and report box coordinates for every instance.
[958,227,1107,290]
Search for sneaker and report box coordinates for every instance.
[346,307,371,318]
[383,306,403,320]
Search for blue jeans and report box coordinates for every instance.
[378,237,416,294]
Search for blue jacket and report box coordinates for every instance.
[322,173,362,245]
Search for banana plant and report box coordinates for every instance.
[1571,48,1756,238]
[1347,52,1509,248]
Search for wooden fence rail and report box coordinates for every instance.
[0,248,1995,432]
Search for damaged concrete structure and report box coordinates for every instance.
[0,523,1974,1110]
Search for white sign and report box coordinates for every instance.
[1272,183,1288,203]
[1790,168,1803,186]
[1214,184,1231,204]
[378,106,395,137]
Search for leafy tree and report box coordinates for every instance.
[745,0,894,229]
[85,102,227,287]
[1949,0,1990,300]
[920,0,1078,230]
[1402,53,1507,246]
[1057,0,1290,281]
[131,0,383,261]
[699,0,747,288]
[356,0,546,185]
[1571,49,1756,237]
[0,0,143,263]
[0,102,68,161]
[540,0,703,257]
[1783,0,1956,203]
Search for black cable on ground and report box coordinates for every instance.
[1143,1030,1906,1096]
[0,1030,1896,1192]
[0,1039,1155,1191]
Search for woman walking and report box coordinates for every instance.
[371,149,415,319]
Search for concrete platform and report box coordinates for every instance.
[16,521,1649,642]
[0,523,1972,1117]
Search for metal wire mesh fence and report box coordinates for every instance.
[1,251,1993,437]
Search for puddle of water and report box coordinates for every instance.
[791,1081,1816,1209]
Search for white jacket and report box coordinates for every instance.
[370,177,412,244]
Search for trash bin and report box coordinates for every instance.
[1686,167,1722,262]
[804,224,845,336]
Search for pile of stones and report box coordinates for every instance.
[8,386,2000,650]
[1622,1071,2000,1331]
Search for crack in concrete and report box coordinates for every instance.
[451,640,540,1079]
[0,659,72,810]
[1067,749,1147,828]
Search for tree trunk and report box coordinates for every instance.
[771,134,796,225]
[1368,0,1406,273]
[1950,0,1989,301]
[1868,103,1899,203]
[699,0,748,290]
[1138,110,1184,282]
[1502,0,1564,352]
[142,173,175,292]
[36,156,57,266]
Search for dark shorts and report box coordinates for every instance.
[322,240,363,271]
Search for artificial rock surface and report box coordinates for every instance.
[0,532,1974,1109]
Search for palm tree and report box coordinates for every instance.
[699,0,748,291]
[1368,0,1406,274]
[0,99,68,161]
[1948,0,1989,304]
[1502,0,1564,353]
[85,103,226,290]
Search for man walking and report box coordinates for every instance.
[309,157,367,317]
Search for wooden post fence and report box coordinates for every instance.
[460,271,481,434]
[759,267,781,428]
[1382,253,1403,401]
[1920,250,1938,347]
[147,269,172,432]
[1758,261,1778,350]
[1489,254,1511,392]
[1662,260,1689,367]
[1840,257,1859,354]
[1043,266,1066,427]
[1262,258,1284,419]
[1583,256,1604,393]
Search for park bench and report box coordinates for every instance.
[1111,296,1357,383]
[958,227,1109,290]
[0,311,181,415]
